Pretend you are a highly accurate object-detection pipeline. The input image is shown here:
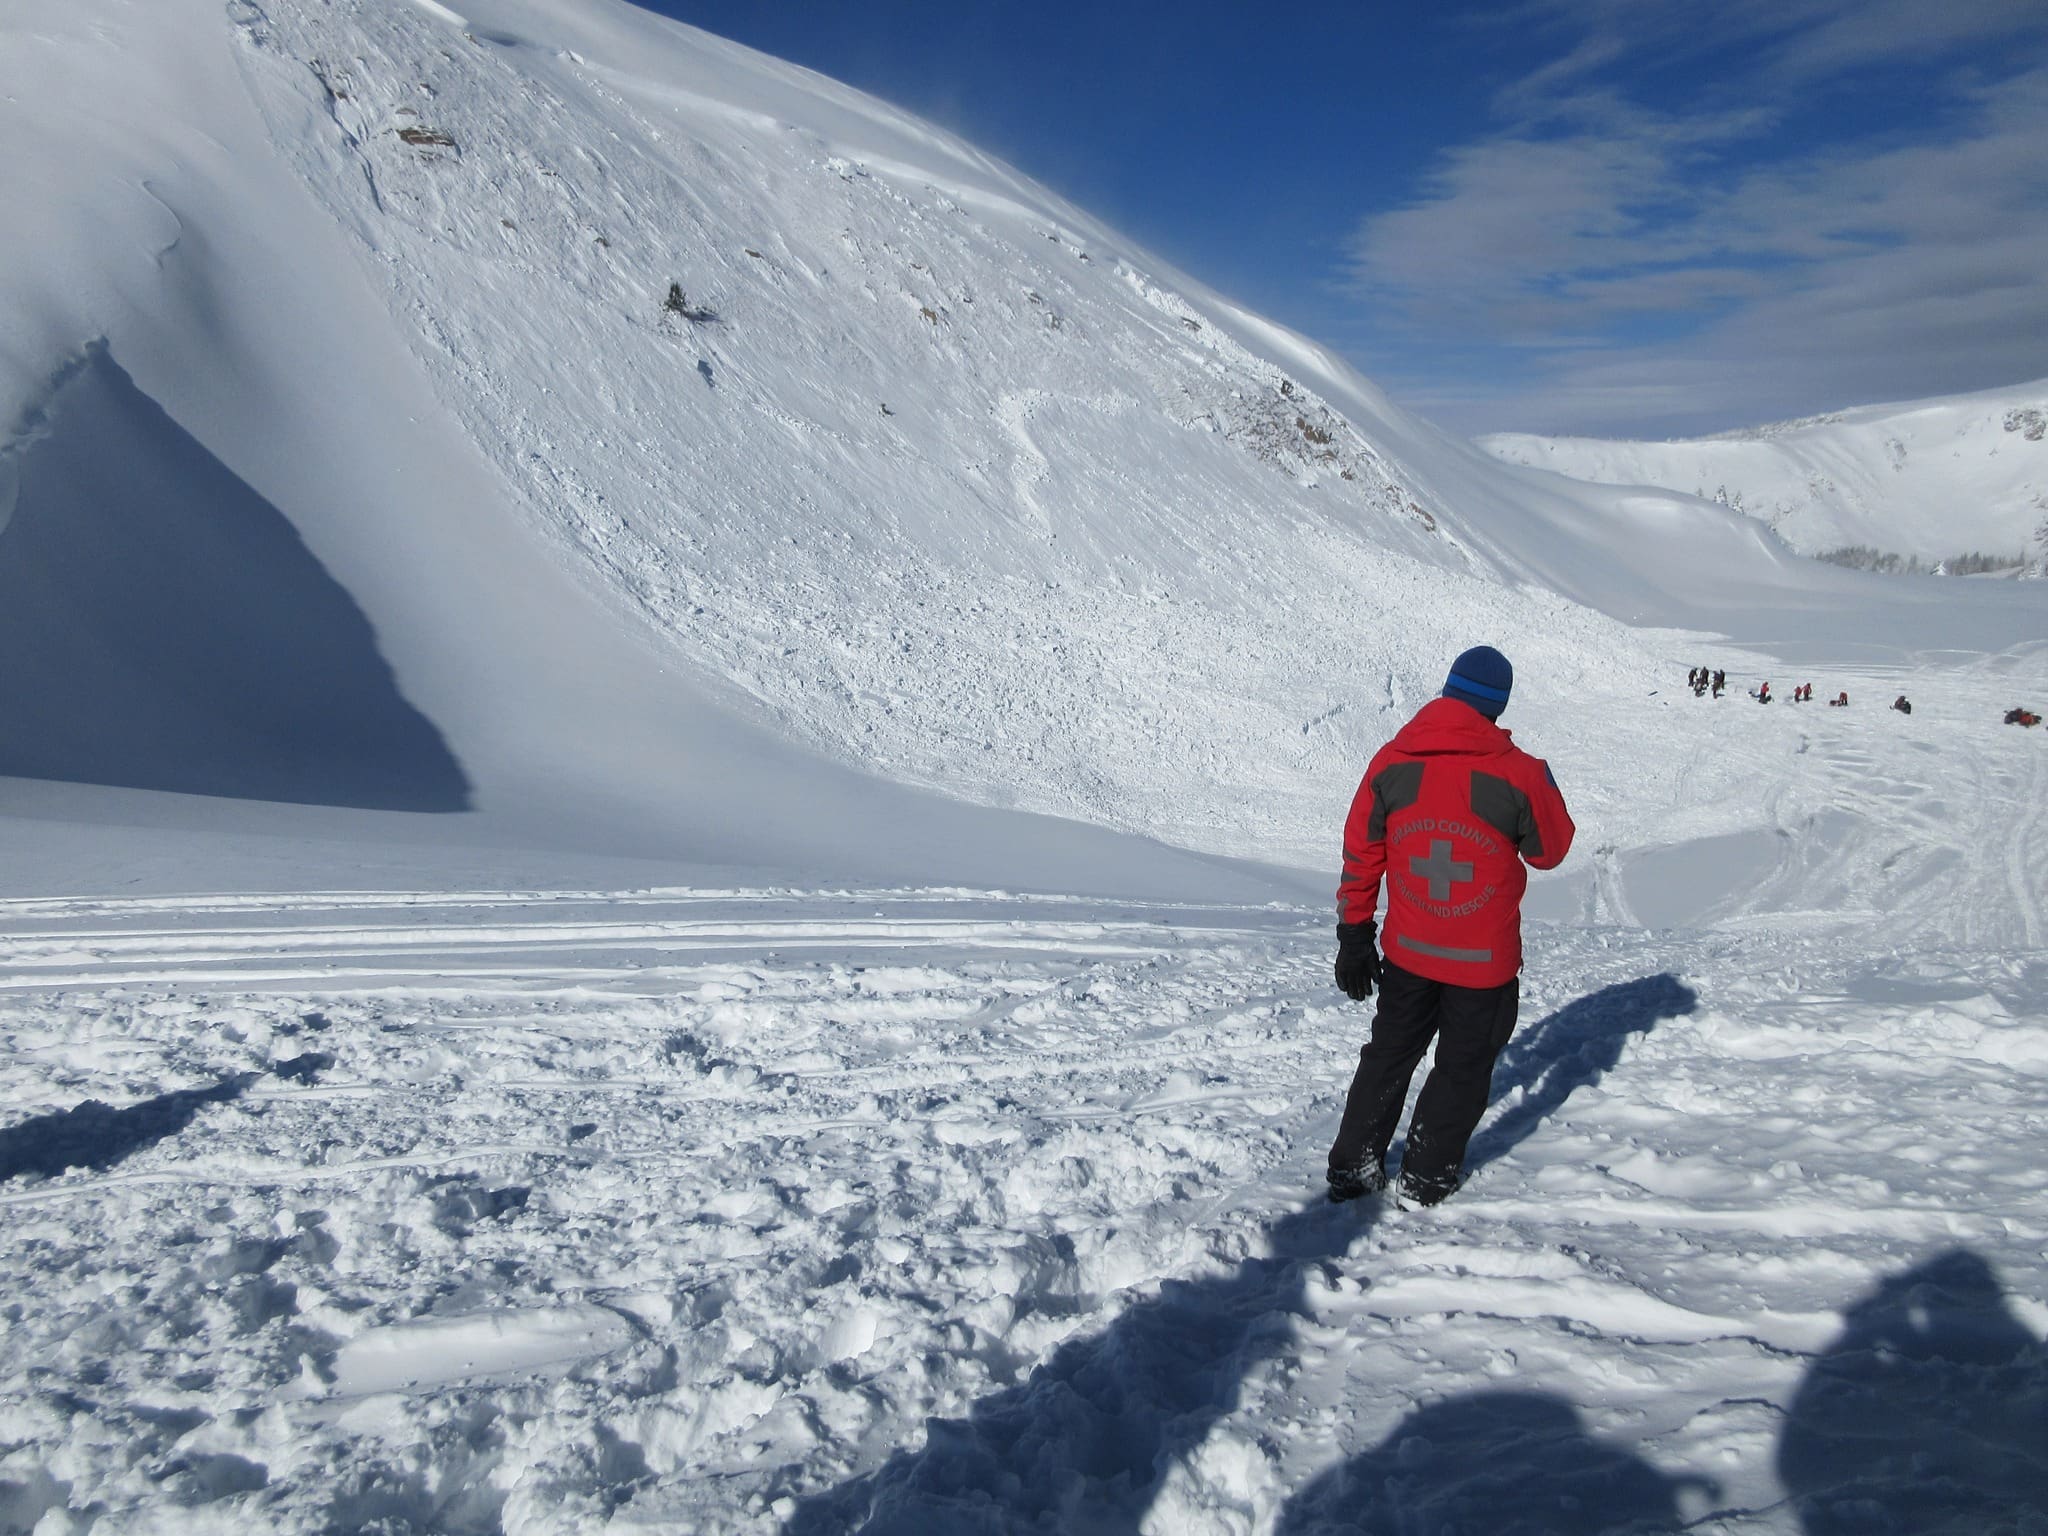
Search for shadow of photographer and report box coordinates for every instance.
[1275,1388,1708,1535]
[1778,1247,2048,1532]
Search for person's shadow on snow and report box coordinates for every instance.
[781,1195,1365,1535]
[1461,972,1697,1178]
[1778,1247,2048,1533]
[781,974,1692,1534]
[1274,1389,1703,1535]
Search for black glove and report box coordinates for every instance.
[1334,920,1381,1000]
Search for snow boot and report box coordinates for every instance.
[1327,1164,1388,1204]
[1397,1172,1460,1209]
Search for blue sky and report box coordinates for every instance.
[646,1,2047,439]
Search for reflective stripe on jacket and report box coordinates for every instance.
[1337,696,1575,988]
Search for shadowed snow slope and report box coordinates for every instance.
[1481,380,2048,567]
[0,341,470,812]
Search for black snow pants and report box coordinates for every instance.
[1327,958,1519,1201]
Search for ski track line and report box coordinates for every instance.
[0,1147,570,1207]
[1351,1272,1844,1355]
[0,916,1215,961]
[2006,739,2047,949]
[0,945,1169,992]
[0,932,1285,992]
[0,889,1292,924]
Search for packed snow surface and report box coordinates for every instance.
[1482,382,2048,568]
[2,775,2045,1534]
[2,0,2046,1531]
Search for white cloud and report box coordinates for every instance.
[1342,6,2048,435]
[1501,0,2041,92]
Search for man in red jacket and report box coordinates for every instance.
[1328,645,1575,1206]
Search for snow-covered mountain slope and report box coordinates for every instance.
[15,0,2029,896]
[1481,380,2048,567]
[0,0,1305,905]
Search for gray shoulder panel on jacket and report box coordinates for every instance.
[1471,768,1540,856]
[1368,761,1425,840]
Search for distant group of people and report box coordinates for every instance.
[1758,680,1873,708]
[1683,667,1864,709]
[1684,666,1863,709]
[1684,668,2046,727]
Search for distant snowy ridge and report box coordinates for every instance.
[1480,380,2048,570]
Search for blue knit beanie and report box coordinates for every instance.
[1443,645,1513,719]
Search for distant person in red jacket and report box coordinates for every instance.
[1328,646,1576,1207]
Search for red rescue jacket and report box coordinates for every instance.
[1337,697,1575,988]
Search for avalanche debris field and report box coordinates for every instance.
[1,885,2043,1534]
